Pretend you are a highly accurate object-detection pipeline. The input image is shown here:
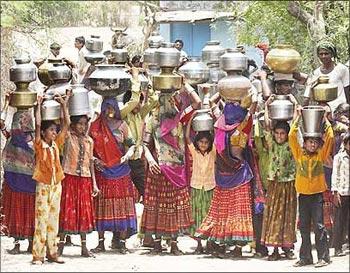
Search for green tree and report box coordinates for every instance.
[223,1,349,73]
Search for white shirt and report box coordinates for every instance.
[331,149,350,196]
[76,47,90,83]
[305,63,349,111]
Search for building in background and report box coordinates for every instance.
[156,1,263,67]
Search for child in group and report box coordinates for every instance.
[31,93,70,265]
[185,110,216,254]
[331,132,350,257]
[58,114,100,257]
[289,107,334,268]
[260,94,298,261]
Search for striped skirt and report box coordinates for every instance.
[94,172,137,236]
[140,172,194,237]
[189,187,213,236]
[261,180,297,248]
[195,182,254,245]
[0,181,35,239]
[59,174,95,234]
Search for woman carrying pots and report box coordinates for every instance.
[0,94,36,255]
[195,97,257,259]
[140,82,201,255]
[88,68,141,254]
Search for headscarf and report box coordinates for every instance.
[101,97,121,120]
[10,110,34,151]
[317,40,338,60]
[224,103,248,125]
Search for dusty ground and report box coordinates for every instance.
[1,204,349,272]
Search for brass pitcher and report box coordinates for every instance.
[266,44,301,74]
[312,76,338,102]
[152,67,182,93]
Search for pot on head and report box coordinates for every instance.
[219,48,248,72]
[10,56,37,83]
[268,95,294,121]
[202,40,225,65]
[68,84,90,116]
[85,35,103,52]
[152,67,182,93]
[155,42,180,68]
[178,57,209,87]
[312,76,338,102]
[192,109,214,132]
[41,96,61,121]
[301,105,325,137]
[266,44,301,74]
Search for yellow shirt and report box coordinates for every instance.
[124,88,159,160]
[188,143,216,191]
[288,117,334,195]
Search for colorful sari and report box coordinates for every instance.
[89,98,137,236]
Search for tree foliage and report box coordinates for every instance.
[224,1,349,73]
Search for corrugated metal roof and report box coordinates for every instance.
[155,10,235,23]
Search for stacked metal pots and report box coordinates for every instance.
[152,42,182,93]
[84,35,106,65]
[144,32,165,77]
[192,109,214,132]
[217,48,252,106]
[201,41,226,84]
[9,56,37,109]
[41,94,61,121]
[38,58,71,87]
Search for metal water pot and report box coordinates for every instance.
[202,41,225,65]
[178,57,209,87]
[147,65,161,77]
[266,44,301,74]
[301,106,325,137]
[207,62,226,83]
[41,96,61,121]
[147,31,165,48]
[144,43,159,66]
[85,35,103,52]
[152,67,182,93]
[69,84,90,116]
[88,64,132,97]
[217,71,251,102]
[220,48,248,72]
[268,95,294,121]
[10,56,37,83]
[38,58,62,86]
[155,42,180,68]
[84,50,105,65]
[110,46,128,64]
[48,63,72,83]
[9,87,37,110]
[192,109,214,132]
[46,82,71,96]
[312,76,338,102]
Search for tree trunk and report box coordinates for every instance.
[287,1,327,68]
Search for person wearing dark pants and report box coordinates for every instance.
[289,112,334,268]
[298,193,330,264]
[128,158,145,196]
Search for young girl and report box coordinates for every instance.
[185,111,216,254]
[31,93,70,265]
[260,94,298,260]
[58,114,99,257]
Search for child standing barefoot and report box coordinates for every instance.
[31,93,70,265]
[185,111,216,254]
[58,115,99,257]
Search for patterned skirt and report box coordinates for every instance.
[189,187,213,236]
[0,181,35,239]
[140,172,194,237]
[195,183,254,245]
[261,180,297,248]
[59,174,95,234]
[94,172,137,236]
